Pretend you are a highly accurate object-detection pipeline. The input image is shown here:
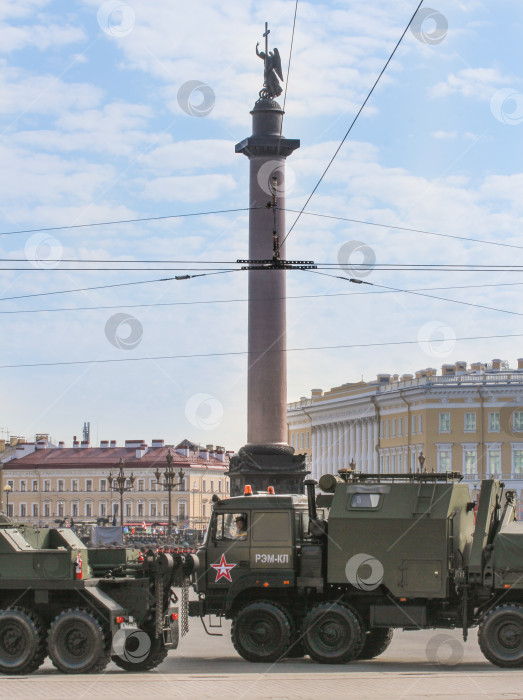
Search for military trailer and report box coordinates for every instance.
[188,472,523,667]
[0,522,182,675]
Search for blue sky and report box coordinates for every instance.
[1,0,522,450]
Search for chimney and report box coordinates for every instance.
[311,389,323,398]
[36,440,47,450]
[377,374,391,384]
[73,436,80,448]
[199,447,209,460]
[151,439,164,448]
[0,440,5,453]
[426,368,437,377]
[518,358,523,370]
[215,448,225,462]
[491,358,502,371]
[58,441,65,449]
[177,445,190,457]
[470,362,483,373]
[401,373,413,381]
[206,444,214,452]
[100,440,109,448]
[392,374,399,382]
[110,440,117,448]
[80,441,89,449]
[125,439,144,449]
[136,443,148,458]
[226,450,234,460]
[455,361,467,373]
[442,364,455,376]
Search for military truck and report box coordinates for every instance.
[0,522,184,675]
[188,472,523,667]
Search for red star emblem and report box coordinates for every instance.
[211,554,237,582]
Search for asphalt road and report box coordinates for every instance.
[1,621,522,700]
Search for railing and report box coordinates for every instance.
[378,373,523,392]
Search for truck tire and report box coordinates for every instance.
[48,609,109,674]
[303,602,364,664]
[0,607,47,675]
[478,604,523,668]
[112,632,168,672]
[357,628,393,660]
[232,601,293,662]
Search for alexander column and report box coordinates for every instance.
[228,23,308,495]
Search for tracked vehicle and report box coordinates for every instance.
[189,472,523,667]
[0,522,185,674]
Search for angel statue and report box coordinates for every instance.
[256,25,284,99]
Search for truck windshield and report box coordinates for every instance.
[350,493,381,508]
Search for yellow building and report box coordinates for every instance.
[1,438,231,529]
[288,359,523,514]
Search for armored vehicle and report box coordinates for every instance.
[0,522,182,675]
[189,472,523,667]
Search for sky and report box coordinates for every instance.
[0,0,522,451]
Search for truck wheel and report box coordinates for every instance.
[478,604,523,668]
[232,601,293,662]
[303,602,364,664]
[0,607,47,675]
[48,609,109,674]
[112,632,168,672]
[357,628,393,660]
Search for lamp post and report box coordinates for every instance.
[3,484,11,517]
[155,449,185,538]
[107,458,134,530]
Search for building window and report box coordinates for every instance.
[488,450,501,475]
[113,503,119,516]
[162,503,168,517]
[44,480,50,492]
[391,420,396,437]
[513,449,523,475]
[210,480,215,492]
[20,504,27,517]
[100,479,106,492]
[85,503,92,517]
[44,503,50,517]
[150,479,156,491]
[32,504,38,517]
[126,503,132,517]
[411,415,416,435]
[306,432,310,448]
[488,412,500,432]
[202,504,206,517]
[438,449,451,472]
[138,480,144,492]
[391,454,396,472]
[150,502,157,517]
[439,413,450,433]
[202,480,207,492]
[514,412,523,431]
[398,419,402,437]
[20,481,26,492]
[418,415,423,433]
[398,452,402,472]
[464,449,477,475]
[138,503,144,517]
[178,501,187,519]
[380,420,384,438]
[464,413,476,432]
[58,480,64,492]
[100,503,106,517]
[86,480,92,492]
[32,480,38,492]
[58,502,64,517]
[226,482,230,493]
[72,480,78,492]
[72,503,78,517]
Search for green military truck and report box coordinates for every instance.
[189,472,523,667]
[0,522,182,675]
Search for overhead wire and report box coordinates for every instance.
[281,0,426,245]
[1,331,522,370]
[1,281,523,316]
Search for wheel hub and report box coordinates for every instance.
[65,628,89,658]
[1,626,24,657]
[318,619,345,649]
[498,622,522,651]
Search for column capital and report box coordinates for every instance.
[235,135,301,158]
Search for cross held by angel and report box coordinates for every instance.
[256,23,284,99]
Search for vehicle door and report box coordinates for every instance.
[250,510,293,571]
[206,511,250,590]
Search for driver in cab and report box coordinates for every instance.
[234,515,247,539]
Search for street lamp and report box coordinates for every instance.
[107,458,134,530]
[3,484,11,517]
[418,452,426,473]
[155,449,185,538]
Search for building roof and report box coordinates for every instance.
[5,446,229,472]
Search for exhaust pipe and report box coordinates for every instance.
[304,479,318,520]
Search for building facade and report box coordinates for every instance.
[1,438,232,529]
[288,359,523,515]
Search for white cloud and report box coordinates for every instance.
[142,174,237,202]
[430,67,514,101]
[431,130,457,139]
